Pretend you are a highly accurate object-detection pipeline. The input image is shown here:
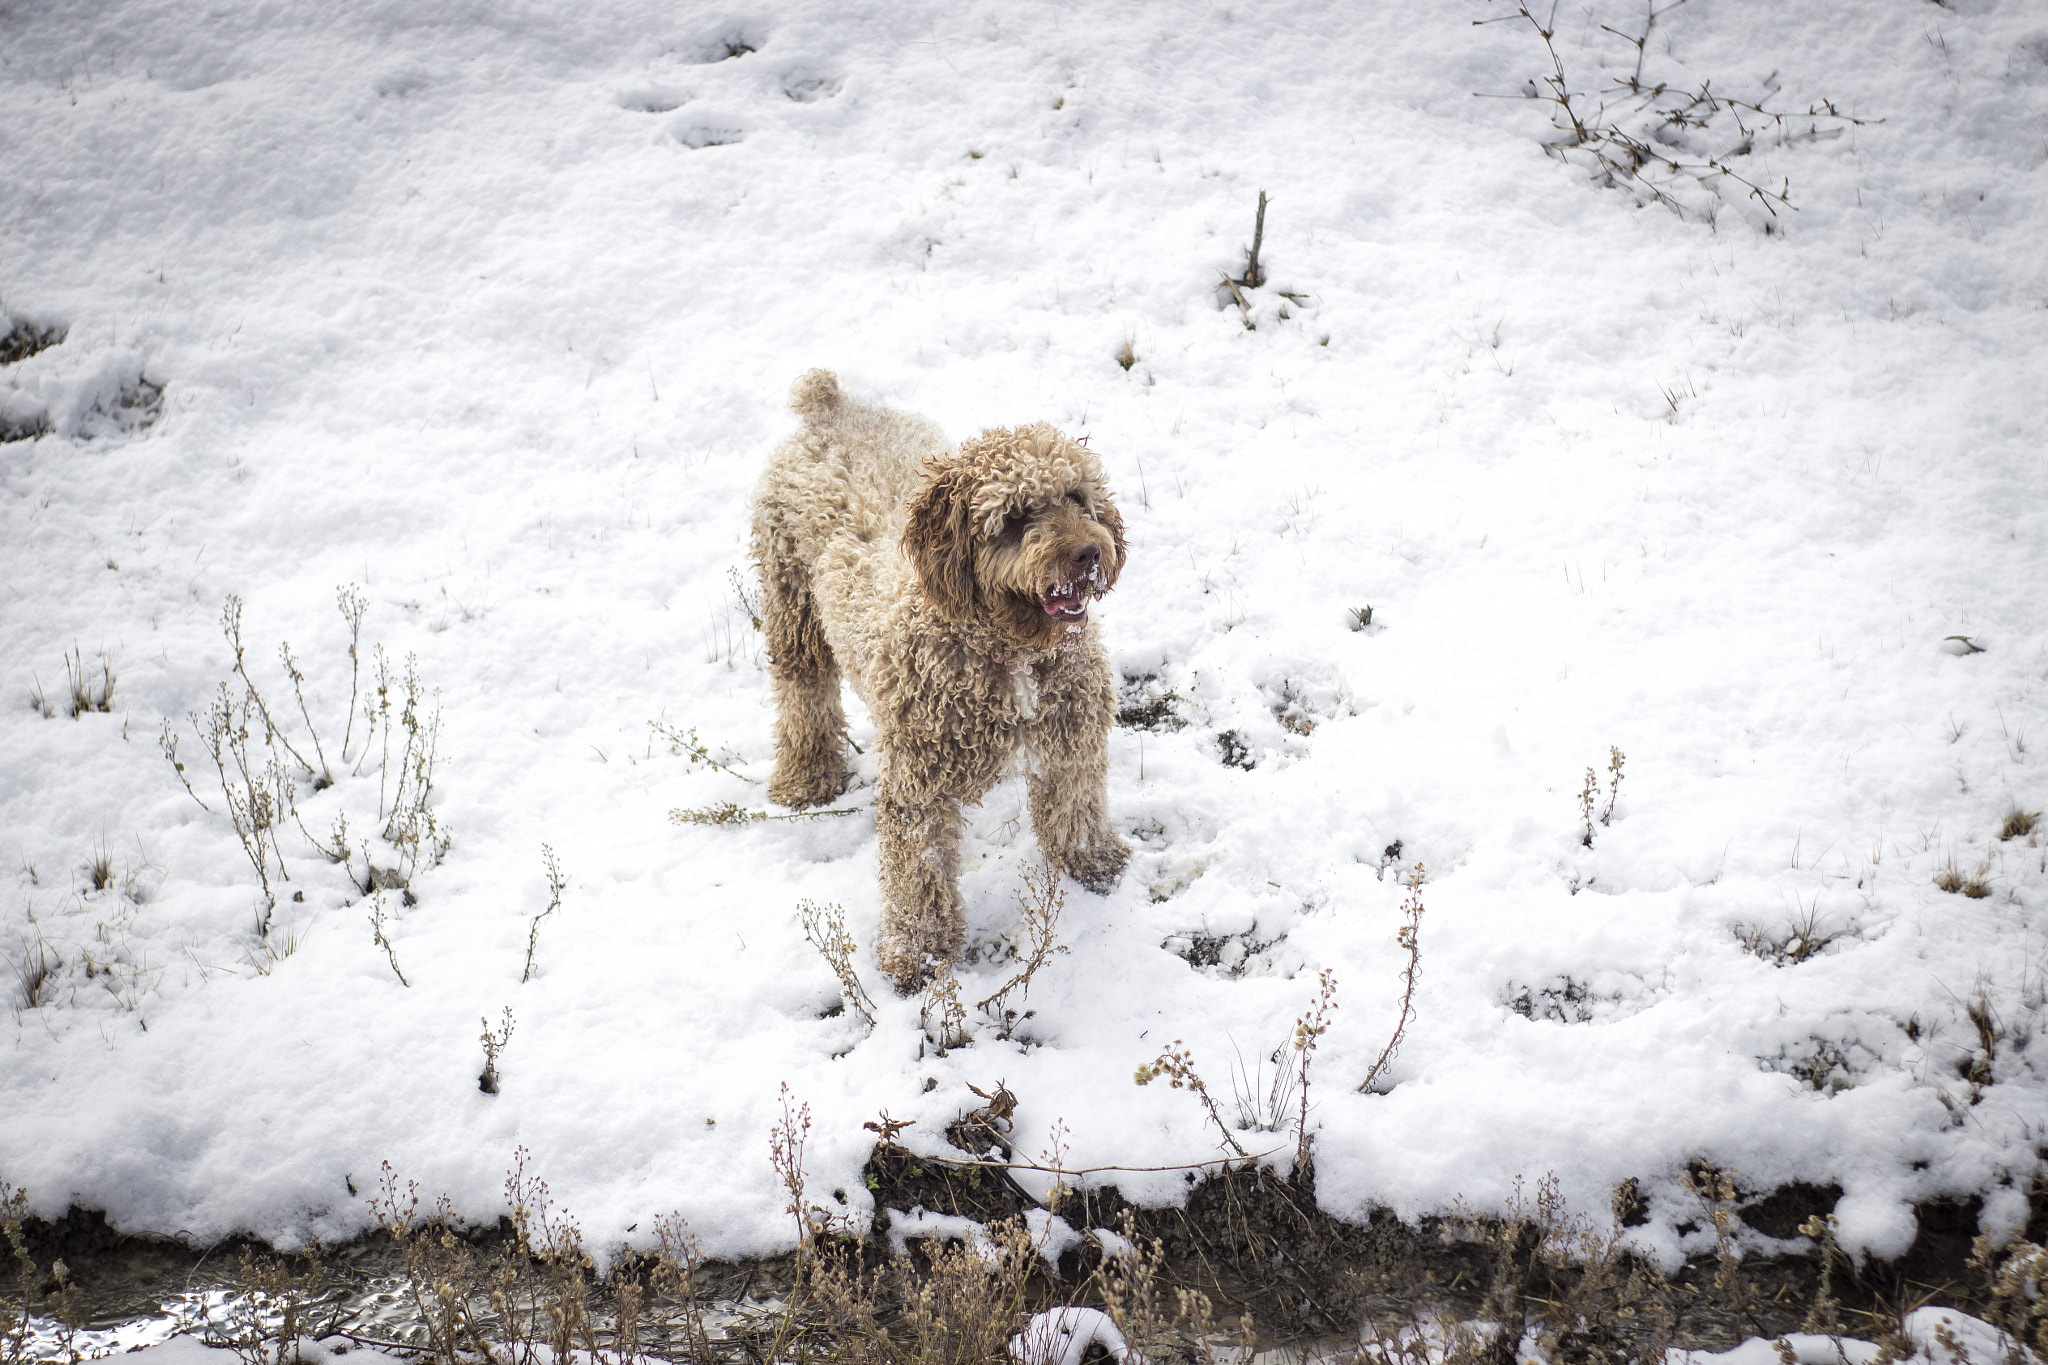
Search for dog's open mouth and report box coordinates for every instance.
[1040,581,1090,618]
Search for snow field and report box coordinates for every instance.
[3,0,2047,1269]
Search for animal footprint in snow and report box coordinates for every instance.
[670,124,743,149]
[782,74,841,102]
[616,85,687,113]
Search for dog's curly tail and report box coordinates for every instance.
[790,369,842,422]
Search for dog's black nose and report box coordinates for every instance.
[1071,542,1100,570]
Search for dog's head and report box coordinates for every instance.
[903,422,1125,646]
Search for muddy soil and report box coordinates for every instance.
[7,1166,2036,1362]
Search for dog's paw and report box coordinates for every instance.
[1062,836,1131,894]
[768,763,847,810]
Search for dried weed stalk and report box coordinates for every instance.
[478,1006,515,1094]
[522,845,566,985]
[1579,748,1625,847]
[728,566,764,632]
[368,892,409,988]
[1135,1038,1250,1159]
[370,1151,713,1365]
[771,1083,816,1254]
[1435,1172,1679,1365]
[1966,1227,2048,1363]
[976,861,1069,1038]
[670,800,857,826]
[920,964,971,1056]
[2,1182,83,1365]
[371,646,448,887]
[1359,863,1426,1093]
[206,1247,329,1365]
[1681,1164,1758,1336]
[799,899,878,1027]
[1228,968,1338,1172]
[648,721,756,782]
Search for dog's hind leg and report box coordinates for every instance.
[755,530,849,810]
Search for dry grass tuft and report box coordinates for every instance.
[1736,899,1839,966]
[62,647,116,717]
[1932,858,1992,899]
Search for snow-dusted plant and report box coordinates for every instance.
[1486,0,1875,225]
[161,589,448,928]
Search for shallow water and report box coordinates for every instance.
[13,1249,799,1363]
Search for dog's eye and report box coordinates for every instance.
[1067,491,1088,508]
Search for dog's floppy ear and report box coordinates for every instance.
[903,458,977,619]
[1095,494,1127,589]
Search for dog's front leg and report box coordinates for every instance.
[874,770,966,993]
[1026,653,1130,894]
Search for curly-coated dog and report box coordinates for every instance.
[750,370,1130,991]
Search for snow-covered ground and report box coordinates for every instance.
[4,0,2046,1268]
